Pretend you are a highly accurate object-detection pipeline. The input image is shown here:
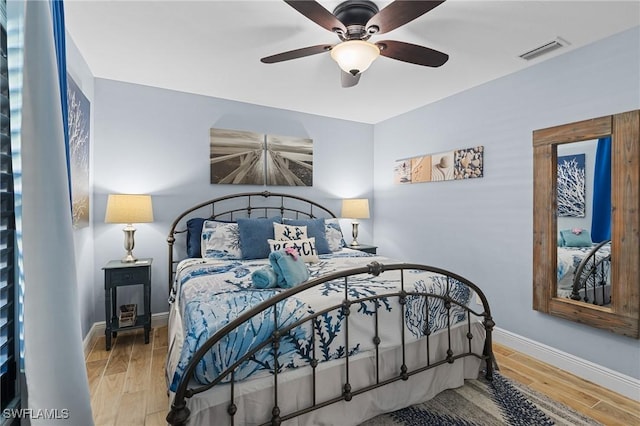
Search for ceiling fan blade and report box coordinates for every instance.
[377,40,449,67]
[341,70,361,88]
[261,44,333,64]
[284,0,347,34]
[367,1,446,34]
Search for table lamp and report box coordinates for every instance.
[341,198,370,247]
[105,194,154,262]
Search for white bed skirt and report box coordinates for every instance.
[169,321,486,426]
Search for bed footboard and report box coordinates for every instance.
[166,262,496,426]
[571,239,611,305]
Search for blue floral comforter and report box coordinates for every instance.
[557,244,611,294]
[167,249,472,392]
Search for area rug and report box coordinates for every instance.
[359,371,602,426]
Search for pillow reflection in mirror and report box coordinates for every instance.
[560,228,592,247]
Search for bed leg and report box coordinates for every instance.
[166,402,190,426]
[483,316,496,381]
[485,359,494,381]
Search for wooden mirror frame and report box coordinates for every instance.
[532,110,639,338]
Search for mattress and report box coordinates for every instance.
[180,321,485,426]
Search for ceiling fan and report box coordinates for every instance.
[260,0,449,88]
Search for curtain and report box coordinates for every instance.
[50,0,72,201]
[590,136,612,243]
[8,0,93,423]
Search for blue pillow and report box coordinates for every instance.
[237,217,282,259]
[560,229,592,247]
[282,218,331,254]
[186,218,206,258]
[325,218,346,251]
[186,217,235,258]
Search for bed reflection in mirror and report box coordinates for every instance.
[556,138,612,306]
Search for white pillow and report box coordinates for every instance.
[268,237,319,263]
[201,221,242,259]
[274,223,308,241]
[325,218,346,251]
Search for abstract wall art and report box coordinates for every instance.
[67,74,90,229]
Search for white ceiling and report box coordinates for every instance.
[64,0,640,124]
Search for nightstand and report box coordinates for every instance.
[103,258,152,350]
[349,244,377,255]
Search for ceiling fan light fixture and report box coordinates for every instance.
[330,40,380,75]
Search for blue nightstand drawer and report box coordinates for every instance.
[108,268,149,286]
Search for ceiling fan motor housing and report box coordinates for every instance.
[333,0,380,39]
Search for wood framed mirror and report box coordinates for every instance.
[532,110,639,338]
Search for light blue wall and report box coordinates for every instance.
[372,26,640,378]
[66,35,95,338]
[90,80,374,324]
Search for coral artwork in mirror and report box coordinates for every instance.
[557,152,586,218]
[532,110,639,339]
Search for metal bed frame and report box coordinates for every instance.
[165,192,496,426]
[571,239,612,306]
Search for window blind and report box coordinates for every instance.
[0,0,17,410]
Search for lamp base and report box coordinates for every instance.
[122,225,137,263]
[350,221,360,246]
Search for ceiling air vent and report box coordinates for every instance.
[519,37,569,61]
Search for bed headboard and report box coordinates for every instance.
[167,191,337,291]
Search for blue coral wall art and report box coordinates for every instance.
[557,153,586,217]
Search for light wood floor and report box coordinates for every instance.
[86,326,639,426]
[86,327,169,426]
[494,344,640,426]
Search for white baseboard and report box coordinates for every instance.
[83,311,169,357]
[494,327,640,401]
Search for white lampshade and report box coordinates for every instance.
[330,40,380,75]
[341,198,370,219]
[105,194,153,262]
[105,194,154,224]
